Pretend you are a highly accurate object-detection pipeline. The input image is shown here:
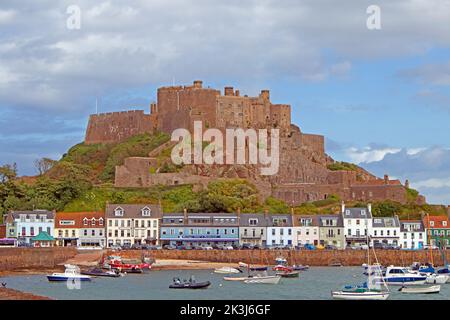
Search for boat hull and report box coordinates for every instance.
[331,291,389,300]
[47,276,91,282]
[425,274,449,284]
[400,285,441,294]
[169,281,211,289]
[244,276,281,284]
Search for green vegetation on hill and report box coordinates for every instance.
[327,161,359,171]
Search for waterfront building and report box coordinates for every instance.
[54,212,81,247]
[79,212,106,248]
[4,214,16,239]
[8,210,55,245]
[266,214,294,247]
[239,213,268,246]
[292,215,319,247]
[423,215,450,249]
[106,204,162,247]
[400,220,426,250]
[370,216,401,247]
[317,214,345,249]
[160,211,239,247]
[341,203,373,247]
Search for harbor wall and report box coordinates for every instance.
[0,247,77,271]
[112,249,449,267]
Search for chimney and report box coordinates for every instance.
[224,87,234,96]
[150,102,157,114]
[193,80,203,88]
[384,174,389,185]
[341,201,346,214]
[368,203,372,214]
[260,90,270,101]
[237,207,241,216]
[183,208,188,221]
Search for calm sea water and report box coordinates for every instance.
[2,267,450,300]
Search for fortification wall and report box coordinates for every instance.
[113,249,448,267]
[85,110,156,144]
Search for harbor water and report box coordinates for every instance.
[2,267,450,300]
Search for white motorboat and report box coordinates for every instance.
[331,289,389,300]
[243,275,281,284]
[424,273,449,284]
[399,285,441,294]
[214,266,241,274]
[47,264,92,282]
[373,266,427,286]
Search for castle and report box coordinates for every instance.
[85,80,424,205]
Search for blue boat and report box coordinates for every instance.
[374,266,426,286]
[47,265,92,282]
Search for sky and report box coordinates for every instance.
[0,0,449,204]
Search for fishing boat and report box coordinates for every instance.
[272,257,293,272]
[169,276,211,289]
[243,275,281,284]
[214,266,241,274]
[81,267,121,278]
[103,255,151,273]
[276,270,300,278]
[47,265,92,282]
[399,285,441,294]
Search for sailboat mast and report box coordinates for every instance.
[427,213,434,266]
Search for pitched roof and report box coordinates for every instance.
[317,214,344,227]
[31,231,55,241]
[342,207,372,219]
[400,220,425,232]
[422,215,450,229]
[292,215,319,227]
[372,216,400,228]
[106,204,162,219]
[239,213,269,227]
[10,210,55,219]
[55,212,105,229]
[267,214,293,227]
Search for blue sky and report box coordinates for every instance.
[0,0,449,204]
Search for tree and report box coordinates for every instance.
[34,158,56,176]
[0,163,17,183]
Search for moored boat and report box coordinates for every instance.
[373,266,427,286]
[47,265,92,282]
[292,265,309,271]
[169,277,211,289]
[331,288,389,300]
[424,273,449,284]
[103,255,151,273]
[276,271,300,278]
[243,275,281,284]
[81,267,121,278]
[399,285,441,294]
[214,266,241,274]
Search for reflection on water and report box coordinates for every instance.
[2,267,450,300]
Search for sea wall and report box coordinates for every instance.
[0,247,77,271]
[112,249,449,267]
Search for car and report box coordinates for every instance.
[121,243,132,250]
[373,242,387,250]
[109,244,122,251]
[252,244,263,250]
[131,243,143,250]
[304,244,316,250]
[222,245,234,250]
[325,245,338,250]
[163,244,177,250]
[202,246,214,250]
[241,243,254,250]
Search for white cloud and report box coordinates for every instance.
[345,146,401,163]
[0,9,16,24]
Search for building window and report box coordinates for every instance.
[99,218,104,226]
[83,218,88,226]
[84,230,88,236]
[30,227,34,236]
[141,207,151,217]
[114,207,124,217]
[92,219,96,226]
[92,230,95,236]
[272,229,275,236]
[249,219,258,226]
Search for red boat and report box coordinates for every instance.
[103,256,151,273]
[272,265,293,272]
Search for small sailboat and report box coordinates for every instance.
[399,285,441,294]
[332,233,390,300]
[47,264,92,282]
[214,266,241,274]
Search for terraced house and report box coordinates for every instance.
[160,211,239,248]
[371,216,401,247]
[266,214,293,247]
[423,215,450,249]
[400,220,426,250]
[292,215,319,247]
[318,214,345,249]
[342,203,373,247]
[7,210,55,245]
[239,213,268,246]
[106,204,162,247]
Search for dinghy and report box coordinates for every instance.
[243,275,281,284]
[214,266,241,274]
[399,285,441,294]
[223,276,248,282]
[169,276,211,289]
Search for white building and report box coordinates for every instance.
[266,214,294,247]
[106,204,162,247]
[342,203,373,247]
[371,216,401,247]
[400,220,426,250]
[292,215,319,247]
[10,210,55,245]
